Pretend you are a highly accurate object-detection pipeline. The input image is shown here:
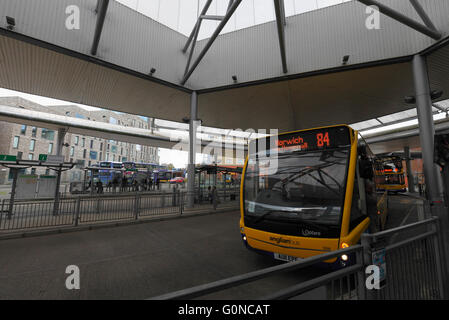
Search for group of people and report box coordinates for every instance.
[87,176,161,194]
[207,186,219,210]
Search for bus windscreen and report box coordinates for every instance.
[243,127,351,238]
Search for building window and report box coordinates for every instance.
[28,153,34,160]
[90,140,94,149]
[20,125,27,135]
[82,138,85,148]
[17,151,23,159]
[100,142,103,150]
[83,149,87,159]
[99,152,102,161]
[41,129,55,140]
[70,146,74,157]
[48,143,53,154]
[45,169,50,175]
[31,127,37,137]
[75,136,79,146]
[13,136,20,149]
[31,168,36,175]
[29,139,36,151]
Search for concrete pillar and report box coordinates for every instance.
[404,146,415,193]
[186,92,198,208]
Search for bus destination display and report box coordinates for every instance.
[255,126,351,153]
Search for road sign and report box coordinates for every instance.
[0,155,17,162]
[38,154,47,161]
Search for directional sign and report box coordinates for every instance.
[38,154,48,161]
[0,155,17,162]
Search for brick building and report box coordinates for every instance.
[0,97,160,184]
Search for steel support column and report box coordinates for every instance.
[413,55,443,202]
[53,128,67,216]
[187,92,198,208]
[413,54,449,289]
[91,0,110,56]
[404,146,415,193]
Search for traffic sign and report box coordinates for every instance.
[39,154,48,161]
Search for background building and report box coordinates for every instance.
[0,97,160,184]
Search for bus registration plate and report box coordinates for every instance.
[274,253,300,262]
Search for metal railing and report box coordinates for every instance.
[150,245,364,300]
[361,217,446,300]
[149,216,446,300]
[0,188,240,233]
[0,191,184,232]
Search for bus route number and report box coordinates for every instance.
[316,132,330,148]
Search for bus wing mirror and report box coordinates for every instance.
[359,159,373,180]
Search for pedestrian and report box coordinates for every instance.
[96,180,104,194]
[121,176,127,192]
[112,177,118,193]
[208,186,212,204]
[212,186,219,210]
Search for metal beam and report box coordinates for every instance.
[356,0,442,40]
[409,0,438,31]
[273,0,288,74]
[182,0,213,54]
[200,15,225,21]
[181,0,242,86]
[91,0,110,56]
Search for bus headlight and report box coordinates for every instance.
[341,254,349,261]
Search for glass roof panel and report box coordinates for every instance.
[350,119,381,131]
[116,0,352,40]
[377,108,417,124]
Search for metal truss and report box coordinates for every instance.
[91,0,110,56]
[181,0,242,86]
[357,0,441,40]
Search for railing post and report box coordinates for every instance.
[135,193,140,220]
[356,247,367,300]
[432,218,449,299]
[180,191,184,215]
[361,234,375,300]
[0,199,4,228]
[74,197,81,227]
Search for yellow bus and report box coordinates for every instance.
[239,125,381,266]
[374,156,407,193]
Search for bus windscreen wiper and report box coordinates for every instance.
[252,209,329,231]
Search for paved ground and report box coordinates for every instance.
[0,194,422,300]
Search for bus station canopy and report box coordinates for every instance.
[0,0,449,132]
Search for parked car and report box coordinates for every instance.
[169,177,185,184]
